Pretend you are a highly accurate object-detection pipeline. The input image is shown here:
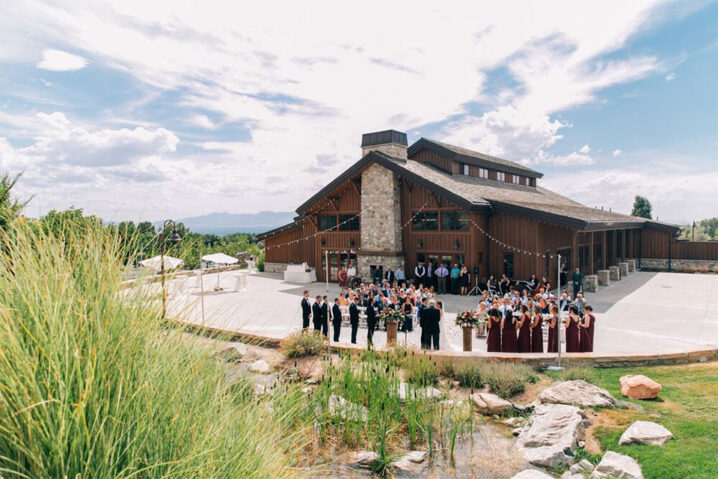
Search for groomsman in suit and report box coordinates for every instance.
[312,295,322,332]
[418,297,429,349]
[331,298,342,342]
[301,290,311,329]
[365,296,377,348]
[321,295,329,337]
[425,300,441,350]
[349,296,360,344]
[414,262,426,287]
[385,268,395,285]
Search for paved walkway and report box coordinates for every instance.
[165,270,718,354]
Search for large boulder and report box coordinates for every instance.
[389,450,428,473]
[347,451,378,469]
[216,342,247,362]
[248,359,271,374]
[516,404,588,469]
[395,382,443,401]
[511,470,556,479]
[570,459,595,474]
[539,380,616,408]
[470,392,514,414]
[619,375,661,400]
[618,421,673,446]
[590,451,643,479]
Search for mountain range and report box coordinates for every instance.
[154,211,295,235]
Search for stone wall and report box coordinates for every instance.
[636,258,716,272]
[357,163,404,279]
[362,143,407,159]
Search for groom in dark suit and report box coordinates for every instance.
[301,290,311,329]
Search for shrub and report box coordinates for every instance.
[280,330,327,358]
[713,265,718,274]
[0,221,303,478]
[404,353,439,386]
[439,361,455,378]
[455,362,483,388]
[482,362,535,398]
[697,265,709,274]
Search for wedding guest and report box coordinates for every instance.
[517,304,532,353]
[475,301,488,338]
[530,304,544,353]
[574,293,585,314]
[450,264,461,294]
[579,304,595,353]
[426,262,435,290]
[401,296,413,332]
[487,274,497,295]
[331,298,342,342]
[486,308,502,352]
[559,292,571,313]
[501,304,518,353]
[312,296,322,332]
[571,267,583,299]
[499,274,511,296]
[565,305,581,352]
[301,290,311,329]
[435,264,449,294]
[547,305,559,353]
[366,296,377,348]
[460,265,470,295]
[338,266,348,288]
[349,297,360,344]
[419,297,429,349]
[414,262,426,287]
[320,295,329,337]
[347,263,357,288]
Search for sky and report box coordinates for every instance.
[0,0,716,224]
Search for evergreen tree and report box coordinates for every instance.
[631,195,652,219]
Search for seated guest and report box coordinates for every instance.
[530,304,543,353]
[527,274,539,291]
[547,305,560,353]
[517,304,531,353]
[559,292,571,313]
[579,304,595,352]
[574,293,585,314]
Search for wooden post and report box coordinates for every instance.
[621,229,627,261]
[628,230,634,259]
[612,230,618,266]
[571,231,579,272]
[589,232,595,274]
[602,230,607,271]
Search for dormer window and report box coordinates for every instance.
[479,168,488,179]
[524,177,530,186]
[461,162,469,175]
[497,171,506,182]
[512,175,520,184]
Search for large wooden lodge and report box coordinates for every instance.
[259,130,679,284]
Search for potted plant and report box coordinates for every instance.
[380,308,404,346]
[455,310,479,351]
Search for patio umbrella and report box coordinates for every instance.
[140,255,184,272]
[201,253,239,289]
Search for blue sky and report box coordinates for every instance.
[0,0,715,223]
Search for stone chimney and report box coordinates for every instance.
[361,129,408,159]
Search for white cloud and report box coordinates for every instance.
[665,72,676,81]
[37,49,87,71]
[0,0,699,220]
[612,149,622,157]
[579,145,591,154]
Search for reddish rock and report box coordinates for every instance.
[619,374,661,400]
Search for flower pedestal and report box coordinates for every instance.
[462,326,473,351]
[386,322,398,346]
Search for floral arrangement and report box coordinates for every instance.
[380,308,405,325]
[455,309,480,328]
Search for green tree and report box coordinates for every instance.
[631,195,652,219]
[699,217,718,239]
[0,172,29,228]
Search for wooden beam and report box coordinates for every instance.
[602,230,607,270]
[571,231,579,272]
[589,231,595,274]
[350,179,360,196]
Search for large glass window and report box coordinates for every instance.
[512,175,520,184]
[497,171,506,181]
[460,162,469,175]
[338,214,359,231]
[412,211,439,230]
[441,211,469,231]
[479,168,488,179]
[318,215,337,231]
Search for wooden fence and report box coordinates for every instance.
[671,241,718,260]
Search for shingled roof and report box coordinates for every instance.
[284,148,677,236]
[408,137,543,178]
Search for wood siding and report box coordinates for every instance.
[410,149,453,174]
[671,241,718,260]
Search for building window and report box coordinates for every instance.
[479,168,488,179]
[338,214,359,231]
[497,171,506,182]
[524,176,530,186]
[512,175,520,184]
[412,211,439,231]
[318,215,337,231]
[441,211,469,231]
[461,163,470,175]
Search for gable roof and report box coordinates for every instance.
[268,148,678,238]
[408,137,544,179]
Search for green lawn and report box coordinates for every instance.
[587,362,718,479]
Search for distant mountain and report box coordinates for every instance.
[154,211,295,235]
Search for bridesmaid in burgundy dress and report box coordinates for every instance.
[517,304,531,353]
[486,308,502,352]
[547,305,559,353]
[565,305,581,353]
[530,304,544,353]
[501,306,518,353]
[580,304,596,352]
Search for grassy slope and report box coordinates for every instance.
[589,362,718,479]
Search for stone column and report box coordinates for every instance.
[628,259,636,272]
[357,163,404,279]
[618,262,629,277]
[584,274,598,292]
[597,270,610,286]
[609,265,620,281]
